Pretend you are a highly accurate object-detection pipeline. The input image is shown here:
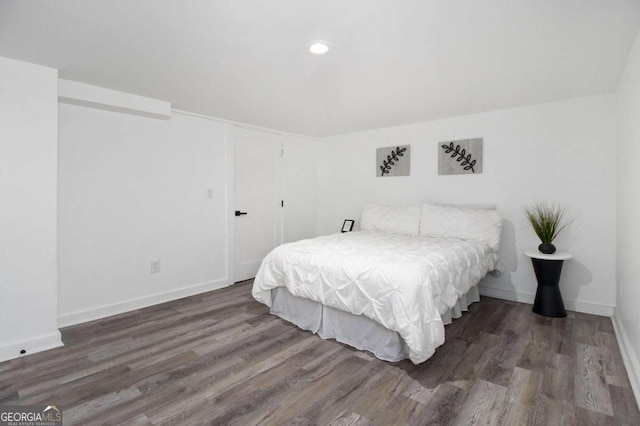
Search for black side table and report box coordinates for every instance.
[525,250,572,318]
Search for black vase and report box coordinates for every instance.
[538,243,556,254]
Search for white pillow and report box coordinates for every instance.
[360,204,420,235]
[420,204,503,251]
[435,203,496,210]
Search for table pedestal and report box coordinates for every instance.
[531,258,567,318]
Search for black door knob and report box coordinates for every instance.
[235,211,248,216]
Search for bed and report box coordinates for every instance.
[252,203,503,364]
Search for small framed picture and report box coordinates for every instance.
[341,219,355,233]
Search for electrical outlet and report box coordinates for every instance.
[207,188,214,199]
[150,259,161,274]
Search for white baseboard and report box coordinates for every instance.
[58,278,232,328]
[478,285,615,316]
[612,311,640,406]
[0,331,63,363]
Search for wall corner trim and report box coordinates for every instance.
[58,278,232,328]
[58,79,171,119]
[612,310,640,407]
[0,331,63,363]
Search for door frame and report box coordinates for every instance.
[225,122,236,286]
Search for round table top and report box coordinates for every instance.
[525,250,572,260]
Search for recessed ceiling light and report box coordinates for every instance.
[309,41,329,55]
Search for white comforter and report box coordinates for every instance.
[252,231,501,364]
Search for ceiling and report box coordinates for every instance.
[1,1,639,137]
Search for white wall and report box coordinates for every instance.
[316,94,617,315]
[616,28,640,401]
[0,57,61,361]
[282,135,318,243]
[58,104,233,326]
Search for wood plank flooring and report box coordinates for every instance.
[1,280,638,425]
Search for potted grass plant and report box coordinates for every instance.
[524,202,573,254]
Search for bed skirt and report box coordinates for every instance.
[270,285,480,362]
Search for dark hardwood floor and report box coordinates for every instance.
[1,280,638,425]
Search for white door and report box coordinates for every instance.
[234,127,283,282]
